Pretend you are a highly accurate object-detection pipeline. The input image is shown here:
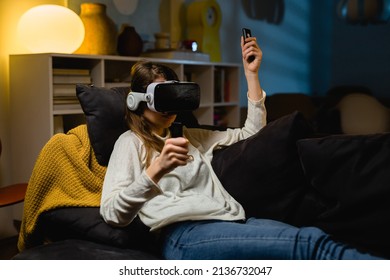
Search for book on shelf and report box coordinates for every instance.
[213,107,228,128]
[105,82,130,89]
[215,68,233,103]
[224,77,231,102]
[53,84,77,97]
[53,103,82,111]
[53,115,64,134]
[62,114,86,133]
[53,68,90,76]
[53,97,79,105]
[214,68,225,103]
[184,72,192,82]
[53,75,92,84]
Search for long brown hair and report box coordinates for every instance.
[126,60,179,167]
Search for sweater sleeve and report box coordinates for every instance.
[185,90,267,153]
[99,131,162,227]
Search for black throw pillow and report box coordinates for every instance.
[76,85,129,166]
[211,111,325,226]
[297,133,390,258]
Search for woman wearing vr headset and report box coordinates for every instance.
[99,35,381,260]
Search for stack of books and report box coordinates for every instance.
[214,68,231,103]
[52,68,92,110]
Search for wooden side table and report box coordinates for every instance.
[1,138,28,207]
[0,183,28,207]
[0,182,27,259]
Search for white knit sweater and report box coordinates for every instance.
[100,94,267,231]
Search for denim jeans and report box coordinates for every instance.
[159,218,382,260]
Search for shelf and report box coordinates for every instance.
[53,109,83,115]
[214,102,239,107]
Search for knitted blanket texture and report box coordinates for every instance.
[17,125,107,251]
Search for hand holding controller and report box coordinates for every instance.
[169,122,194,162]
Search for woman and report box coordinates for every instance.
[100,36,381,259]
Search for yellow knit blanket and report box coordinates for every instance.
[18,125,107,251]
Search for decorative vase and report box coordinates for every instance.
[117,24,143,56]
[154,32,171,50]
[75,3,118,55]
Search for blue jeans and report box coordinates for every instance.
[159,218,382,260]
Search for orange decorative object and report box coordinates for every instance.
[75,3,118,55]
[186,0,222,62]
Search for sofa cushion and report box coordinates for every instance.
[38,207,160,255]
[297,133,390,258]
[13,239,160,260]
[211,111,326,226]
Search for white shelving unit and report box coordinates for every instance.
[9,53,240,183]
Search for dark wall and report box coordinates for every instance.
[311,0,390,98]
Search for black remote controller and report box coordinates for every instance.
[170,122,183,138]
[242,28,255,63]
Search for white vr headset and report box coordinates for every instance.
[127,81,200,113]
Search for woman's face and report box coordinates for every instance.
[142,78,177,136]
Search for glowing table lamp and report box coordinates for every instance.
[17,5,85,53]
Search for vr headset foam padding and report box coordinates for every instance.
[127,81,200,113]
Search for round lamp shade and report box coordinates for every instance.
[17,5,85,53]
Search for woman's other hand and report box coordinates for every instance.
[241,36,264,102]
[241,36,262,75]
[147,137,189,183]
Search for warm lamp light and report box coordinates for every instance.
[17,5,85,53]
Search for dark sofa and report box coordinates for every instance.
[13,85,390,260]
